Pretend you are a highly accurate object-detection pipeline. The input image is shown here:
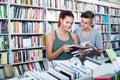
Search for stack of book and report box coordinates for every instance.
[24,62,93,80]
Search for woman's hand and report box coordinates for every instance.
[62,45,72,53]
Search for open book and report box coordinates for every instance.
[68,44,93,52]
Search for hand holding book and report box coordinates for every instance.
[68,44,93,52]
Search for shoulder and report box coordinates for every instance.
[46,32,55,40]
[70,32,78,40]
[92,29,102,38]
[92,29,101,35]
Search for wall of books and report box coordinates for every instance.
[0,0,120,79]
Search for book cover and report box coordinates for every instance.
[3,65,13,78]
[106,49,117,63]
[68,44,93,51]
[94,73,115,80]
[0,68,5,79]
[47,68,69,80]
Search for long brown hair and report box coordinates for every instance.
[58,11,74,27]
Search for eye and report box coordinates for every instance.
[81,20,83,23]
[70,22,73,25]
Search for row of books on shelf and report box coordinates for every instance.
[94,4,109,14]
[111,42,120,49]
[94,25,109,33]
[0,49,46,65]
[9,49,45,64]
[102,42,120,49]
[75,1,94,12]
[47,10,60,21]
[10,6,45,19]
[94,25,120,33]
[0,0,7,2]
[75,1,109,14]
[110,17,120,24]
[47,10,109,23]
[0,61,47,79]
[95,15,109,24]
[10,0,45,7]
[47,0,73,9]
[111,34,120,41]
[109,8,120,15]
[111,25,120,32]
[10,35,45,49]
[102,34,120,41]
[11,21,45,34]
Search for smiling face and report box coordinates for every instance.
[81,17,93,30]
[60,16,74,31]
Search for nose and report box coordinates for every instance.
[68,23,71,28]
[81,22,85,26]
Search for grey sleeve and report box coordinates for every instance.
[95,32,103,50]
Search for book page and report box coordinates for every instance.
[68,44,93,51]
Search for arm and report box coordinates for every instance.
[86,42,102,56]
[85,32,103,56]
[46,32,72,61]
[71,33,79,45]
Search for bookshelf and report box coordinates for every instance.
[72,0,120,56]
[0,0,48,79]
[0,0,9,68]
[0,0,120,79]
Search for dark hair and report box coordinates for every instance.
[81,11,95,21]
[58,11,74,27]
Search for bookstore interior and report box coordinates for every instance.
[0,0,120,80]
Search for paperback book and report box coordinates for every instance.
[68,44,93,52]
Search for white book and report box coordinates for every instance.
[47,68,69,80]
[34,71,58,80]
[78,65,92,75]
[59,63,80,79]
[84,57,101,70]
[24,71,41,80]
[23,37,31,48]
[34,62,41,71]
[84,60,99,70]
[57,63,77,79]
[28,71,44,80]
[55,66,74,80]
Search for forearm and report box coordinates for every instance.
[93,47,102,56]
[47,47,63,61]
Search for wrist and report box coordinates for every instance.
[93,46,97,50]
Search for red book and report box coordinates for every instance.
[94,77,112,80]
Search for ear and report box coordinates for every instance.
[90,21,94,26]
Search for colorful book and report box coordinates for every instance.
[106,49,117,63]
